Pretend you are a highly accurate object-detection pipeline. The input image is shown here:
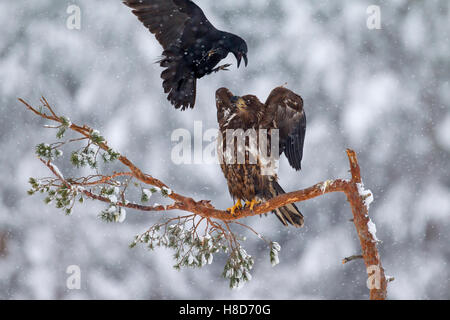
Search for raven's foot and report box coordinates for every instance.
[207,49,217,57]
[212,63,232,73]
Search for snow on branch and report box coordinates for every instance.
[20,97,389,298]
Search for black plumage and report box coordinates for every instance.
[216,86,306,228]
[124,0,248,110]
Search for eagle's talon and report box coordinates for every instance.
[245,199,261,211]
[227,199,243,216]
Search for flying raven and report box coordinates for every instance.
[123,0,248,110]
[216,86,306,227]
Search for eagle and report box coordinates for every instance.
[216,86,306,227]
[123,0,248,110]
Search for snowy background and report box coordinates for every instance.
[0,0,449,299]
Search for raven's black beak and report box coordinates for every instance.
[236,53,242,68]
[236,52,248,68]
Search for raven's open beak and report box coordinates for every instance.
[236,53,248,68]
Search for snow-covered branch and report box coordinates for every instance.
[20,98,388,298]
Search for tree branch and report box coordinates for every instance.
[20,98,388,299]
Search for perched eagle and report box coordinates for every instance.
[216,87,306,227]
[124,0,248,110]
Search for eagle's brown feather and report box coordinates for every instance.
[216,87,306,228]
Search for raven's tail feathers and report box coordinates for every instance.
[160,50,196,110]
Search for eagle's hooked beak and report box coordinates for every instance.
[236,52,248,68]
[231,96,247,110]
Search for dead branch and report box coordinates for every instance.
[20,98,388,299]
[342,254,363,264]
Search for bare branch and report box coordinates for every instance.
[342,254,363,264]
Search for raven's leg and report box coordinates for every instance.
[211,63,232,73]
[199,48,225,63]
[207,49,217,57]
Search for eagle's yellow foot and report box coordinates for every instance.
[245,199,261,211]
[227,199,243,216]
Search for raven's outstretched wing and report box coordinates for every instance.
[262,87,306,171]
[123,0,214,50]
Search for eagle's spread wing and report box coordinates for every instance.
[262,87,306,171]
[215,88,234,127]
[123,0,213,50]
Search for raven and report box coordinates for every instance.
[216,86,306,228]
[123,0,248,110]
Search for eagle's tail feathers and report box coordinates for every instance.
[267,181,304,228]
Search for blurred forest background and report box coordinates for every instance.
[0,0,448,299]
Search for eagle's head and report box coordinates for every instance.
[230,95,261,123]
[216,88,262,127]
